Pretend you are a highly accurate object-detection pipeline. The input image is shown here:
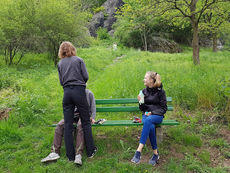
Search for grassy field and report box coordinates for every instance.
[0,45,230,172]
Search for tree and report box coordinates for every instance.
[157,0,229,65]
[35,0,91,65]
[200,2,230,52]
[115,0,158,51]
[0,0,37,65]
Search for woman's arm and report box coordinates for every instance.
[158,90,167,115]
[80,59,89,83]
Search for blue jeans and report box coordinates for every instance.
[139,115,163,150]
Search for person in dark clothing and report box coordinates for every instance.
[131,71,167,165]
[41,89,96,165]
[57,41,96,161]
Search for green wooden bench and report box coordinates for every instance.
[52,97,179,127]
[91,97,179,127]
[51,97,179,143]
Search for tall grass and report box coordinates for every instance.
[0,45,229,172]
[91,48,230,113]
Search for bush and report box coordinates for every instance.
[96,28,111,40]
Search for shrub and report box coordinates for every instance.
[97,27,111,40]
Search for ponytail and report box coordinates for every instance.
[146,71,161,88]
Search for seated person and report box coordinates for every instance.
[41,89,96,165]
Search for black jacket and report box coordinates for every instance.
[139,84,167,116]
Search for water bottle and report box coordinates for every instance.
[139,90,144,104]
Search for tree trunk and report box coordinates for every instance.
[190,0,200,65]
[143,28,148,51]
[212,32,217,52]
[191,21,200,65]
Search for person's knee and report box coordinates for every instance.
[144,119,152,126]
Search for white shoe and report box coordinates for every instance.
[74,154,82,165]
[41,152,60,163]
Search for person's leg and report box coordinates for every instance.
[143,115,163,165]
[132,115,163,164]
[41,120,64,163]
[52,119,65,155]
[75,120,84,156]
[136,115,147,152]
[148,126,158,155]
[139,115,163,147]
[72,86,95,157]
[131,115,146,163]
[63,87,75,161]
[74,120,84,165]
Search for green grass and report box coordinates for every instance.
[0,45,230,172]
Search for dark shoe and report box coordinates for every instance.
[88,147,97,158]
[149,154,159,166]
[131,151,141,164]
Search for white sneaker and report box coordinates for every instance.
[74,154,82,165]
[41,152,60,163]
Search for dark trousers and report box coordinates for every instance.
[63,85,95,160]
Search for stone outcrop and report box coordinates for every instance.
[148,37,182,53]
[89,0,124,37]
[199,38,223,50]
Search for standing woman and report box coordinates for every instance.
[131,71,167,165]
[57,41,96,161]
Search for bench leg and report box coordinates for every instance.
[156,126,163,145]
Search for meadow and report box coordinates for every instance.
[0,45,230,172]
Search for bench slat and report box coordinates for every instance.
[96,106,173,112]
[91,120,179,126]
[51,120,179,127]
[96,97,172,104]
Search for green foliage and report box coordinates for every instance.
[0,124,21,144]
[0,0,37,65]
[198,150,211,165]
[36,0,91,65]
[0,0,91,66]
[93,6,105,14]
[0,46,230,172]
[200,124,218,136]
[96,28,111,40]
[216,77,230,120]
[164,159,184,173]
[168,126,202,147]
[114,0,160,50]
[210,138,229,148]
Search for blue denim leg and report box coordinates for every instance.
[140,115,163,150]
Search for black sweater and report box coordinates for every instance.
[58,56,88,87]
[139,85,167,116]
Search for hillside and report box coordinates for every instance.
[0,45,230,172]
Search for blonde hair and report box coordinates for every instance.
[58,41,76,58]
[146,71,161,88]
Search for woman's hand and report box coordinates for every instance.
[145,112,151,116]
[137,95,141,101]
[90,117,95,124]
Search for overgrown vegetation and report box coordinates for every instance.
[0,44,229,172]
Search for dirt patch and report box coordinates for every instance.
[223,159,230,168]
[0,108,11,120]
[219,128,230,143]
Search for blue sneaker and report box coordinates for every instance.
[149,154,159,165]
[131,151,141,164]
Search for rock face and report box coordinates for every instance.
[89,0,124,37]
[148,37,182,53]
[199,38,224,50]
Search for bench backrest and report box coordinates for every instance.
[95,97,173,112]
